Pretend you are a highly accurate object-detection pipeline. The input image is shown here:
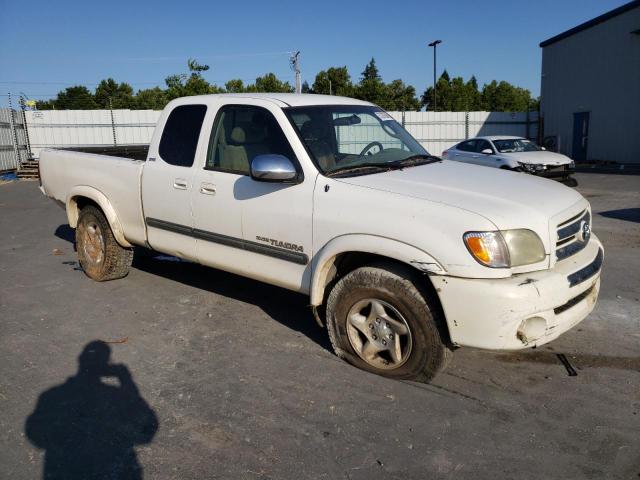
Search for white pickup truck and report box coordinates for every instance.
[40,94,603,382]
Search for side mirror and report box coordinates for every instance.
[481,148,493,155]
[250,154,300,183]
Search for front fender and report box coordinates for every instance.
[66,185,132,248]
[309,234,446,306]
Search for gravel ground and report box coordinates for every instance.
[0,173,638,480]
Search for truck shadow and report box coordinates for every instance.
[132,253,332,352]
[52,224,331,352]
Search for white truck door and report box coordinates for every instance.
[192,103,314,292]
[141,103,208,260]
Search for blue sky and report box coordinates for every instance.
[0,0,628,107]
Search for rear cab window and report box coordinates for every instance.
[159,104,208,167]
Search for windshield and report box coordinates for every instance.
[284,105,432,176]
[492,138,542,153]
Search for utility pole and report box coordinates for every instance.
[428,40,442,111]
[290,51,301,94]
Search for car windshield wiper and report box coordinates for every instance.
[394,154,442,166]
[326,155,441,178]
[325,162,402,177]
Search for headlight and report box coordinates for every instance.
[518,162,544,173]
[568,160,575,169]
[464,229,546,268]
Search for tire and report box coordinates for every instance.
[326,264,452,382]
[76,205,133,281]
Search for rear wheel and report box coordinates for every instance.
[76,205,133,281]
[326,264,452,382]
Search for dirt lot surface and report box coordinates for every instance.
[1,174,638,479]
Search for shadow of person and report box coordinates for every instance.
[25,341,158,480]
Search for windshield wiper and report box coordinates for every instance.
[326,162,403,177]
[326,155,441,178]
[394,154,442,166]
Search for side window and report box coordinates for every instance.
[206,105,296,174]
[476,139,492,153]
[158,105,207,167]
[458,140,476,152]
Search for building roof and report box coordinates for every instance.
[540,0,640,47]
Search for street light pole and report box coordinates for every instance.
[428,40,442,111]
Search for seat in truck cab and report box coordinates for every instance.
[300,120,336,170]
[219,124,268,173]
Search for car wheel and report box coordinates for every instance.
[326,263,452,382]
[76,205,133,281]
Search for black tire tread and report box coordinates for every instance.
[326,264,452,382]
[76,205,133,282]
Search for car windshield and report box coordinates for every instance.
[492,138,542,153]
[284,105,435,176]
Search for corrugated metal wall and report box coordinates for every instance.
[25,110,160,157]
[393,111,538,154]
[23,109,537,159]
[540,5,640,163]
[0,108,28,171]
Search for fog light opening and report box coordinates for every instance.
[517,316,547,344]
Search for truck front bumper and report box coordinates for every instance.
[435,234,603,350]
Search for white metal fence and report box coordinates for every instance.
[25,110,160,158]
[0,108,29,171]
[20,109,538,160]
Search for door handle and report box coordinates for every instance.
[454,153,460,156]
[199,183,216,195]
[472,155,479,158]
[173,179,188,190]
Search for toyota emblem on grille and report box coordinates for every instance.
[578,220,591,243]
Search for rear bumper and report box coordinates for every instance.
[434,234,603,350]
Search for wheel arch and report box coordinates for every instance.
[66,186,132,247]
[310,234,446,307]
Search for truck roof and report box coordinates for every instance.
[179,93,374,108]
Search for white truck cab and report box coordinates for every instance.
[39,94,603,382]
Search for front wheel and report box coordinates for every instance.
[326,264,452,382]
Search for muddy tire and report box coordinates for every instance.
[76,205,133,281]
[326,264,452,382]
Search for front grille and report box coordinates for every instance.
[556,209,590,261]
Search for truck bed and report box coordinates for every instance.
[39,148,147,246]
[57,144,149,161]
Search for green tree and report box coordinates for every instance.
[312,66,354,96]
[165,58,222,100]
[355,58,387,105]
[247,73,294,93]
[134,87,168,110]
[50,86,99,109]
[95,78,135,109]
[421,70,452,111]
[224,79,245,93]
[480,80,533,111]
[383,79,421,111]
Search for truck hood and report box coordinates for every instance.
[334,160,584,232]
[500,150,572,166]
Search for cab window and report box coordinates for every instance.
[206,105,296,174]
[159,105,207,167]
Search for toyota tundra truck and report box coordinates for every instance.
[39,94,603,382]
